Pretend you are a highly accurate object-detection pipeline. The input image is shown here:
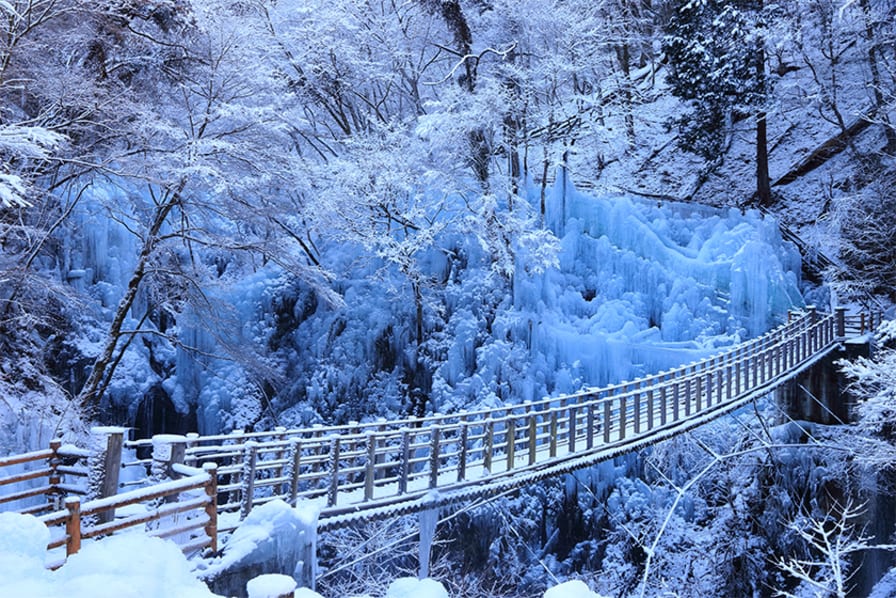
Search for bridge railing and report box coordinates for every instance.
[2,308,880,555]
[120,310,820,463]
[116,307,869,523]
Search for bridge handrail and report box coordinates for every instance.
[177,308,855,523]
[121,309,827,459]
[2,307,878,556]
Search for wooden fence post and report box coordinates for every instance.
[203,462,218,553]
[398,429,410,494]
[659,385,668,426]
[364,432,376,501]
[550,410,559,457]
[835,307,846,339]
[506,419,516,471]
[89,427,125,524]
[528,413,538,465]
[646,389,654,430]
[65,496,81,556]
[458,423,468,482]
[633,391,641,435]
[603,401,611,443]
[48,439,62,510]
[479,420,491,474]
[429,425,441,489]
[586,403,595,449]
[619,396,626,440]
[672,381,680,421]
[327,437,340,507]
[152,434,187,482]
[286,438,302,506]
[240,441,259,520]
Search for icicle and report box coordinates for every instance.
[418,492,439,579]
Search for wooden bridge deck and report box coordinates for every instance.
[0,307,879,564]
[132,307,872,530]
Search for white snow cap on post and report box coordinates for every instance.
[246,573,297,598]
[543,580,611,598]
[386,577,449,598]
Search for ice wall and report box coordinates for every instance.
[59,175,805,434]
[511,179,804,391]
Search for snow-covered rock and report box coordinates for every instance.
[543,580,610,598]
[199,499,320,597]
[385,577,449,598]
[0,513,219,598]
[246,573,297,598]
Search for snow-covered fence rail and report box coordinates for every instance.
[0,440,91,515]
[38,462,217,568]
[115,307,877,529]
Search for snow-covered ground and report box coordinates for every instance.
[0,509,610,597]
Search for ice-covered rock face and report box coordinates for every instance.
[516,184,803,391]
[65,177,803,432]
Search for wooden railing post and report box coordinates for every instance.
[272,426,287,482]
[65,496,81,556]
[633,391,641,435]
[483,420,494,474]
[550,410,559,457]
[619,396,627,440]
[327,436,340,507]
[458,423,468,482]
[672,381,680,421]
[286,438,302,506]
[603,400,612,443]
[429,426,441,489]
[203,462,218,553]
[240,441,259,520]
[226,429,244,503]
[90,427,125,524]
[364,432,376,501]
[152,434,187,483]
[725,365,732,401]
[568,405,577,452]
[398,429,410,494]
[659,385,668,426]
[704,373,712,408]
[695,376,703,412]
[528,413,538,465]
[48,438,62,510]
[506,419,517,471]
[586,403,595,449]
[646,389,654,430]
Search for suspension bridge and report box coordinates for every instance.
[0,306,881,579]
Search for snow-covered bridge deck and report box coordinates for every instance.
[140,307,875,532]
[0,307,879,564]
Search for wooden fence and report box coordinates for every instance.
[38,463,217,568]
[0,433,217,568]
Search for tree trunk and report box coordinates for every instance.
[756,110,772,206]
[860,0,896,154]
[616,43,636,147]
[755,19,772,207]
[78,185,183,410]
